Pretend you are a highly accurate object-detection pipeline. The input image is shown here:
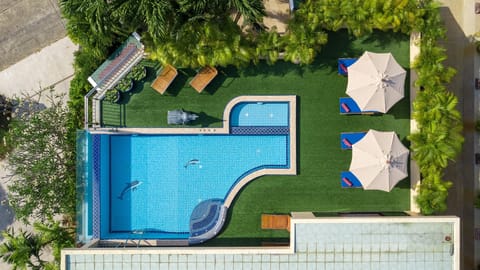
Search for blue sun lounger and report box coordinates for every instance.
[338,58,358,76]
[339,97,378,115]
[341,171,362,188]
[340,132,367,149]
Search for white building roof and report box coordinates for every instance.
[62,215,460,270]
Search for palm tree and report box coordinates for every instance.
[33,221,75,263]
[59,0,118,56]
[415,172,452,215]
[227,0,265,25]
[283,22,328,65]
[178,0,265,24]
[411,90,463,170]
[255,28,283,65]
[0,228,46,270]
[150,17,250,68]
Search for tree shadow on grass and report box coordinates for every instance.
[361,31,410,50]
[117,67,156,104]
[395,177,411,190]
[314,30,364,74]
[315,29,409,75]
[132,67,157,94]
[388,68,411,120]
[239,60,306,78]
[209,66,242,90]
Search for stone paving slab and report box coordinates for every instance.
[0,0,66,71]
[0,37,77,104]
[263,0,290,34]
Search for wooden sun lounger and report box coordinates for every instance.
[261,214,290,232]
[189,66,218,93]
[151,64,178,95]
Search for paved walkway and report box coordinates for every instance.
[438,0,478,269]
[0,0,66,72]
[263,0,290,34]
[0,37,77,104]
[0,35,77,269]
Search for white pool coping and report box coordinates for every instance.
[88,95,298,233]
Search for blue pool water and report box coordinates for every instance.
[103,134,289,239]
[230,102,289,126]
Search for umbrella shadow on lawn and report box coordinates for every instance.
[238,59,306,78]
[0,184,15,241]
[387,68,411,120]
[394,137,411,190]
[396,176,411,190]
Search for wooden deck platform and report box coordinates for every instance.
[261,214,290,231]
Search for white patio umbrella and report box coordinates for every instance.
[346,51,406,113]
[349,130,409,192]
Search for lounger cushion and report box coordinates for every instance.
[340,171,362,188]
[339,97,379,114]
[339,97,361,113]
[340,132,367,149]
[338,58,358,75]
[342,138,352,147]
[342,177,353,187]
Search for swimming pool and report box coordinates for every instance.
[102,134,289,239]
[82,96,296,244]
[230,102,289,126]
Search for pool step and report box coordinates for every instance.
[155,240,189,246]
[189,199,227,245]
[95,239,189,247]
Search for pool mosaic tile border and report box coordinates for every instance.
[230,126,289,135]
[92,134,101,238]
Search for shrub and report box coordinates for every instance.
[68,49,105,129]
[127,65,147,82]
[408,0,463,214]
[415,172,452,215]
[0,95,13,159]
[104,90,121,103]
[5,94,76,221]
[114,77,133,92]
[0,220,75,269]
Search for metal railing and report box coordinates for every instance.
[84,48,144,129]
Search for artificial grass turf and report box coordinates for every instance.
[101,30,411,242]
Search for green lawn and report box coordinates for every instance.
[102,30,411,244]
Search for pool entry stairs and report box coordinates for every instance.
[188,199,227,245]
